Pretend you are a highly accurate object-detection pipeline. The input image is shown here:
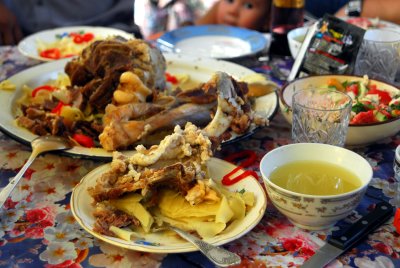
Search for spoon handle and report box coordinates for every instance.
[169,226,241,267]
[0,150,39,209]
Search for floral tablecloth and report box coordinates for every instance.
[0,46,399,268]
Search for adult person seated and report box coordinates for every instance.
[305,0,348,19]
[335,0,400,25]
[0,0,142,45]
[134,0,217,40]
[306,0,400,26]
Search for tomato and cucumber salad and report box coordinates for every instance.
[327,77,400,125]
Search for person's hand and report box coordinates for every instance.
[334,7,346,17]
[0,3,23,45]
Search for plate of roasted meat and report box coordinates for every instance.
[0,38,278,159]
[71,123,267,253]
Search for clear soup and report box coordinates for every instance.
[269,160,362,195]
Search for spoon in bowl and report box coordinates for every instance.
[0,136,72,209]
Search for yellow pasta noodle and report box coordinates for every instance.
[109,193,154,233]
[60,106,85,122]
[109,226,143,241]
[107,186,255,240]
[0,80,16,91]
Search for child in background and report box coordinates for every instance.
[195,0,272,32]
[135,0,217,40]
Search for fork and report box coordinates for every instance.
[155,224,241,267]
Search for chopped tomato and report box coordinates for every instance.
[165,72,178,84]
[51,101,69,115]
[73,35,84,44]
[368,88,392,105]
[369,84,377,91]
[351,110,375,124]
[39,48,61,59]
[346,83,359,96]
[72,133,94,148]
[31,85,55,97]
[82,32,94,42]
[72,32,94,44]
[379,109,392,119]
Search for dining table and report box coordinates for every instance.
[0,44,399,268]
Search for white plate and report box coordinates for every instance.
[71,157,267,253]
[157,25,268,59]
[18,26,135,61]
[0,53,278,159]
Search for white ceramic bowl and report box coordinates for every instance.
[260,143,373,230]
[287,26,309,58]
[279,75,400,146]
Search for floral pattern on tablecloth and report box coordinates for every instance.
[0,46,40,81]
[0,46,399,267]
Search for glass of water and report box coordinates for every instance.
[292,88,352,147]
[354,29,400,83]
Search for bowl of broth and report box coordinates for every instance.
[260,143,372,230]
[287,26,308,59]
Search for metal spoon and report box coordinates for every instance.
[0,136,72,209]
[156,225,241,267]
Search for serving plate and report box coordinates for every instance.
[18,26,135,61]
[0,53,278,159]
[157,25,268,60]
[71,157,267,253]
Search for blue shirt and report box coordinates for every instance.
[2,0,141,37]
[305,0,349,18]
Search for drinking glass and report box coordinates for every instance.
[270,0,304,56]
[354,29,400,83]
[394,145,400,182]
[292,88,352,147]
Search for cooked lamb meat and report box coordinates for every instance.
[91,123,211,201]
[99,103,213,151]
[89,162,197,203]
[17,110,67,137]
[65,38,166,113]
[174,86,217,104]
[89,123,225,237]
[92,205,140,236]
[25,107,46,119]
[98,71,266,151]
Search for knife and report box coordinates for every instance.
[302,201,394,268]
